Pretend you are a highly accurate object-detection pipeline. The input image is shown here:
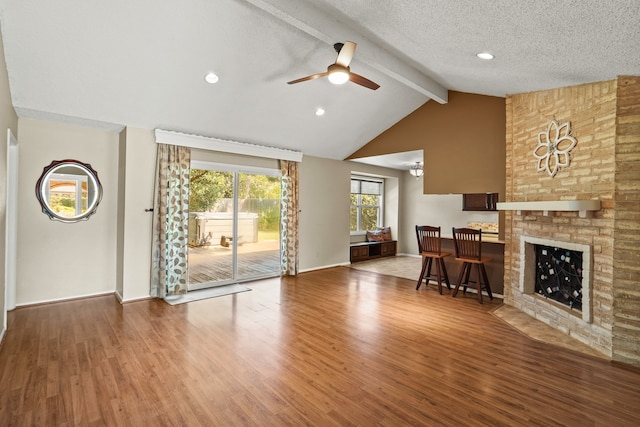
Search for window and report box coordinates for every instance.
[350,176,383,233]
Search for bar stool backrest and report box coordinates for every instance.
[416,225,442,254]
[452,227,482,260]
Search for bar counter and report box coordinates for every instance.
[437,237,505,295]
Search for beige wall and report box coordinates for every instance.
[299,156,401,271]
[9,129,403,302]
[398,172,499,254]
[116,127,156,301]
[115,129,126,298]
[347,91,506,196]
[16,118,119,304]
[0,26,18,332]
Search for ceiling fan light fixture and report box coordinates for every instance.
[409,162,424,178]
[328,70,349,85]
[287,41,378,90]
[327,63,350,85]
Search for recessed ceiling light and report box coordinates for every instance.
[315,107,325,117]
[476,52,494,60]
[204,72,219,84]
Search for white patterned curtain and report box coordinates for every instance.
[280,160,299,276]
[150,144,191,298]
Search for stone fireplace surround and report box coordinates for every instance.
[519,235,592,325]
[501,77,640,364]
[503,210,609,357]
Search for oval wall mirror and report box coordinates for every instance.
[35,159,103,223]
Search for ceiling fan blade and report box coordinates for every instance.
[349,72,380,90]
[287,72,328,85]
[335,41,356,67]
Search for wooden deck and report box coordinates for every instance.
[188,241,280,284]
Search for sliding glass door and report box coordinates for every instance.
[235,172,282,282]
[187,162,281,290]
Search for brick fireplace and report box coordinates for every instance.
[503,76,640,366]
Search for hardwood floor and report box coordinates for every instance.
[1,267,639,426]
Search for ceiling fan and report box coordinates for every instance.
[287,41,380,90]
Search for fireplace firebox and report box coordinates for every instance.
[519,236,592,323]
[534,245,583,311]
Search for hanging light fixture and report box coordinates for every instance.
[409,162,424,178]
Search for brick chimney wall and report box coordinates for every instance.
[504,76,640,366]
[612,76,640,366]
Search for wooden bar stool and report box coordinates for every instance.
[415,225,451,294]
[451,227,493,303]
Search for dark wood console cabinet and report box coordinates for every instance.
[462,193,498,211]
[350,241,397,263]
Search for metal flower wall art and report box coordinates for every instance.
[533,119,577,177]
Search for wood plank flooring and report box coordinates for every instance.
[1,267,640,426]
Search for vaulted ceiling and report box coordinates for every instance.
[1,0,638,161]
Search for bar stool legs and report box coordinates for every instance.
[451,227,493,304]
[417,256,451,294]
[452,261,493,303]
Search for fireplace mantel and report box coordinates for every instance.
[496,200,601,218]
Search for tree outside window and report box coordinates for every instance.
[350,176,383,232]
[189,169,281,232]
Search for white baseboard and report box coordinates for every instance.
[114,290,124,303]
[299,262,351,273]
[15,290,116,308]
[119,294,152,304]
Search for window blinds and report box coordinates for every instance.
[351,177,382,195]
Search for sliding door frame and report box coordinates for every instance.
[188,160,282,290]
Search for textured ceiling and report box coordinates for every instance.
[1,0,638,162]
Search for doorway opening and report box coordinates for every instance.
[187,162,281,290]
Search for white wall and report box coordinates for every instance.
[16,118,119,304]
[0,26,19,334]
[398,172,499,255]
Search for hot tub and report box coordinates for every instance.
[188,212,259,247]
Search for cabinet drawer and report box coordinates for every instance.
[351,246,369,258]
[381,241,396,255]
